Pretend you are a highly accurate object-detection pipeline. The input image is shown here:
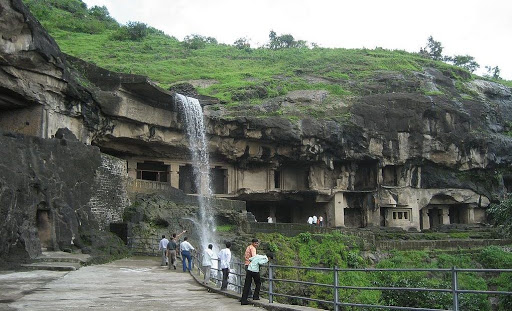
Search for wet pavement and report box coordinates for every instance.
[0,256,266,311]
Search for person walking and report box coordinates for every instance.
[202,244,214,285]
[180,237,195,272]
[218,241,232,290]
[167,230,186,270]
[158,235,169,266]
[241,252,274,305]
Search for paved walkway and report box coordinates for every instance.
[1,257,266,311]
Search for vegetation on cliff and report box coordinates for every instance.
[258,232,512,310]
[23,0,511,118]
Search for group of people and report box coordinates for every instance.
[158,230,189,271]
[159,234,274,306]
[201,241,232,289]
[307,215,324,226]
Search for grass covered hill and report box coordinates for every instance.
[22,0,512,116]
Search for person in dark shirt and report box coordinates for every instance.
[166,230,185,270]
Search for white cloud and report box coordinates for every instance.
[83,0,512,79]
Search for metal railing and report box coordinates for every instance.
[193,253,245,294]
[192,253,512,311]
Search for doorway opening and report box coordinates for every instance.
[37,209,52,250]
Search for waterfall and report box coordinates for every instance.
[175,93,216,250]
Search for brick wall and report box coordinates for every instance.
[88,154,130,229]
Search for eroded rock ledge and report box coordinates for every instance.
[1,0,512,262]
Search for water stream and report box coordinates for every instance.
[175,94,216,251]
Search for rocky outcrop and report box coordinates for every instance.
[1,0,512,247]
[0,130,130,266]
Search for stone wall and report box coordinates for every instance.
[88,154,130,229]
[0,130,130,263]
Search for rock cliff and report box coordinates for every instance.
[1,0,512,258]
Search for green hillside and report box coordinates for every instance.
[23,0,511,109]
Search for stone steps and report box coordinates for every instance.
[21,251,91,271]
[21,261,82,271]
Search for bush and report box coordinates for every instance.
[379,277,452,310]
[488,195,512,237]
[234,37,251,51]
[111,21,148,41]
[478,245,512,269]
[182,34,217,50]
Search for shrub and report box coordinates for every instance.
[111,21,148,41]
[298,232,311,243]
[234,37,251,51]
[183,34,217,49]
[478,245,512,269]
[488,195,512,238]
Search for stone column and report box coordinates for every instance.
[333,192,345,227]
[467,206,475,224]
[421,208,430,230]
[170,163,180,188]
[441,207,450,225]
[126,160,138,180]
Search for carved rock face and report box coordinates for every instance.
[2,0,512,250]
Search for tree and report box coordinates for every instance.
[419,36,444,60]
[488,195,512,237]
[88,5,113,22]
[110,21,148,41]
[182,34,217,49]
[125,21,148,41]
[233,37,251,50]
[268,30,307,50]
[485,66,501,79]
[448,55,480,73]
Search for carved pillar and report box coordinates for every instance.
[170,163,180,188]
[421,208,430,230]
[126,160,138,180]
[333,192,345,227]
[467,206,475,224]
[441,207,450,225]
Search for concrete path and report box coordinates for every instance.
[1,256,265,311]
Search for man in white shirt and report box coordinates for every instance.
[158,235,169,266]
[312,215,317,226]
[180,237,195,272]
[307,216,313,225]
[202,244,214,285]
[217,241,232,290]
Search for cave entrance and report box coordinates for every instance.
[449,204,469,224]
[211,166,228,194]
[36,209,52,250]
[354,161,378,190]
[428,207,443,228]
[246,200,325,224]
[136,161,169,182]
[179,164,196,194]
[344,192,373,228]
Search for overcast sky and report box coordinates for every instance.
[82,0,512,80]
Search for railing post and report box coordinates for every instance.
[334,266,339,311]
[237,262,242,294]
[451,266,459,311]
[268,264,274,303]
